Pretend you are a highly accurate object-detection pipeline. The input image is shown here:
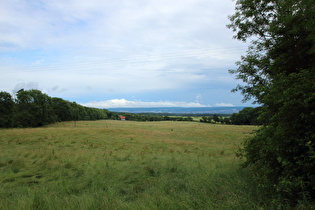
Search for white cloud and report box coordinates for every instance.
[215,103,235,107]
[81,98,209,108]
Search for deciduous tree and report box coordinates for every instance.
[228,0,315,204]
[0,91,14,127]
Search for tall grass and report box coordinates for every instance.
[0,120,288,209]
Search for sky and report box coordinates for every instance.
[0,0,252,108]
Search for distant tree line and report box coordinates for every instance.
[199,114,231,124]
[0,89,111,128]
[131,112,231,117]
[116,107,262,125]
[114,113,194,122]
[199,107,262,125]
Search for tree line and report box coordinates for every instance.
[113,113,194,122]
[0,89,112,128]
[200,114,231,124]
[113,107,262,125]
[200,107,262,125]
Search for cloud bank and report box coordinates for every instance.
[81,99,210,108]
[215,103,235,107]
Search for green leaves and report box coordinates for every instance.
[228,0,275,42]
[0,91,15,128]
[229,0,315,205]
[0,89,110,128]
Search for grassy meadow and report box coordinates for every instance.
[0,120,266,209]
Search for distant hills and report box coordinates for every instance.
[108,107,247,114]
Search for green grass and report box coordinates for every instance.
[0,121,272,209]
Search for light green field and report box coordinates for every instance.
[0,120,265,209]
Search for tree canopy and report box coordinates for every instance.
[228,0,315,205]
[0,89,111,128]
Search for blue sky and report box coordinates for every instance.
[0,0,252,108]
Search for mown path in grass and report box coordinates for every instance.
[0,120,265,209]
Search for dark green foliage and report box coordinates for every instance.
[198,109,262,125]
[229,0,315,205]
[51,97,74,121]
[199,114,233,124]
[0,91,15,127]
[15,89,53,127]
[222,117,232,125]
[230,107,262,125]
[0,89,110,128]
[200,116,212,123]
[212,114,220,123]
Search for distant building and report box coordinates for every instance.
[119,116,126,120]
